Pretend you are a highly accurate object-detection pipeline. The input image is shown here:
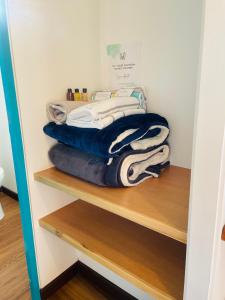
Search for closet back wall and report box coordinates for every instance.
[7,0,101,287]
[100,0,202,168]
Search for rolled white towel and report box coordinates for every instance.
[47,100,90,125]
[66,97,145,129]
[119,144,170,186]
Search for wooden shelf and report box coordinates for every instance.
[222,225,225,241]
[40,200,186,300]
[34,166,190,243]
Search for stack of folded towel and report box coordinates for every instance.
[44,96,170,187]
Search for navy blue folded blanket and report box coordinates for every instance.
[49,143,170,187]
[44,113,169,159]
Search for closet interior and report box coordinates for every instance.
[8,0,203,299]
[35,166,189,299]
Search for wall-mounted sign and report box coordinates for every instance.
[106,42,140,88]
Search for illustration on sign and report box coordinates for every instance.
[107,43,140,88]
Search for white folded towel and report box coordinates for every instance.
[66,97,145,129]
[47,101,89,125]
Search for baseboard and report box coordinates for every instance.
[40,262,79,299]
[0,186,18,201]
[40,261,137,300]
[76,261,137,300]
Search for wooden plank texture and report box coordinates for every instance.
[35,166,190,243]
[0,193,30,300]
[48,273,109,300]
[40,200,186,300]
[47,262,136,300]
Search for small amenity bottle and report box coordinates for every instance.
[111,90,117,97]
[74,88,81,101]
[82,88,89,101]
[66,88,74,101]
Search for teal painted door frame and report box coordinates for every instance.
[0,1,40,299]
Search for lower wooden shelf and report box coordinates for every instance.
[39,200,186,300]
[35,166,190,243]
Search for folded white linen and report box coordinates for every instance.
[66,97,145,129]
[108,125,169,155]
[47,100,89,125]
[130,125,170,150]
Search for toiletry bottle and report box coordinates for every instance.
[111,90,117,97]
[66,88,74,101]
[82,88,88,101]
[74,88,81,101]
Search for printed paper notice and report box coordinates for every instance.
[107,42,140,88]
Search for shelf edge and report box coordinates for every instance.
[34,172,187,244]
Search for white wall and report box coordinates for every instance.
[7,0,101,287]
[100,0,202,168]
[0,71,17,192]
[210,132,225,300]
[185,0,225,298]
[7,2,152,296]
[7,1,153,296]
